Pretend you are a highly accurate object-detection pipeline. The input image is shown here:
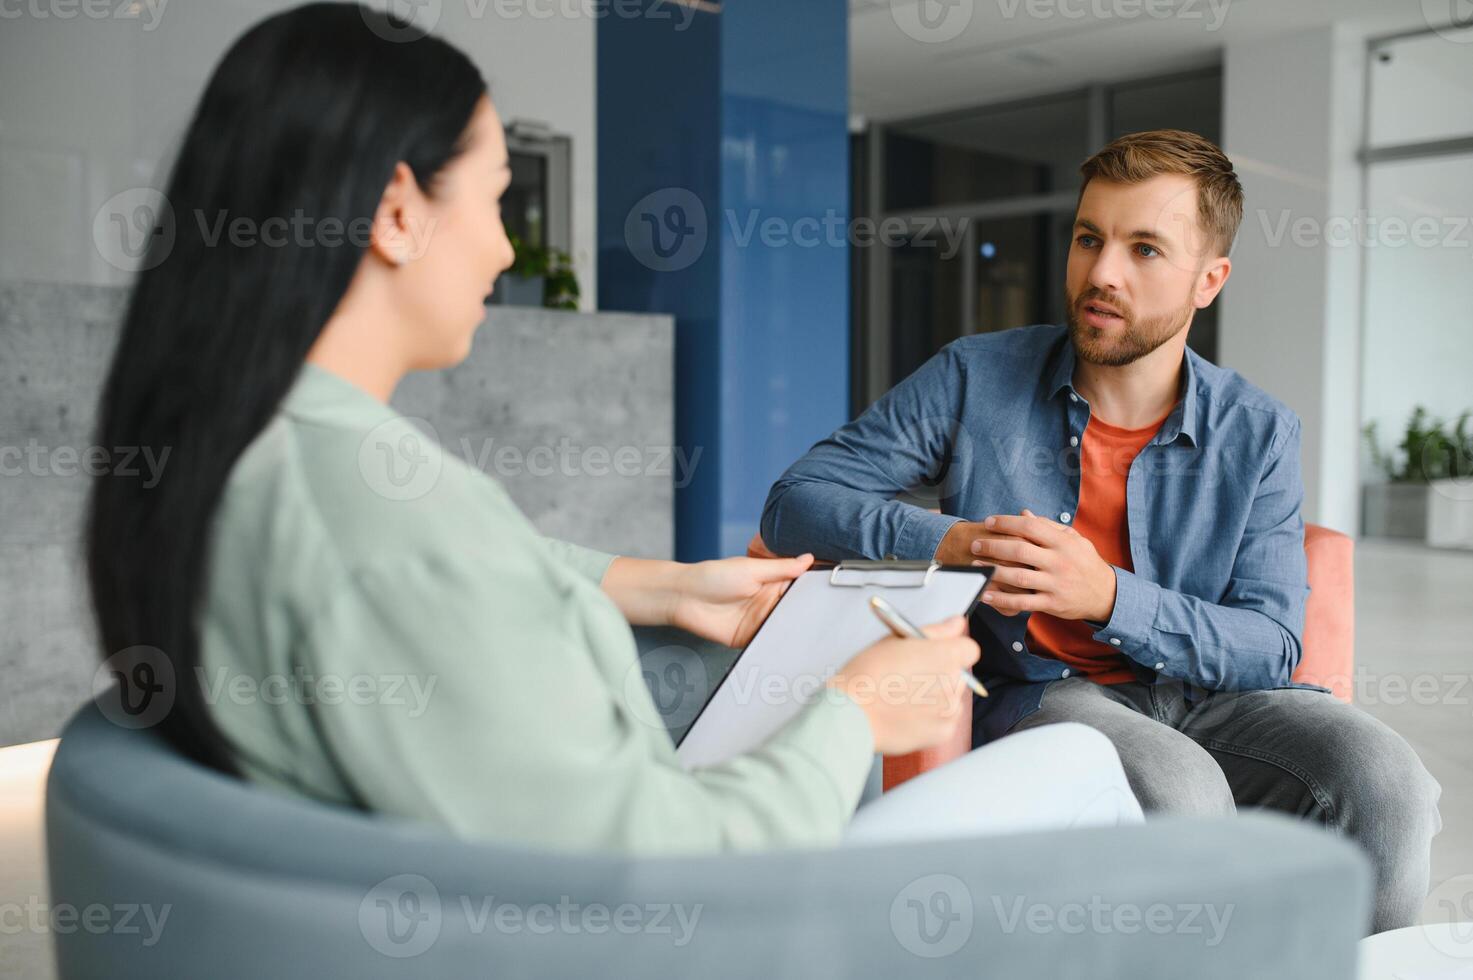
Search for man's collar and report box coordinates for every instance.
[1048,333,1201,448]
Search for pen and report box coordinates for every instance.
[868,595,989,698]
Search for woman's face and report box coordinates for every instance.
[390,95,517,369]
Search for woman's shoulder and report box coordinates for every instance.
[216,409,544,594]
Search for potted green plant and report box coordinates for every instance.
[1363,407,1473,547]
[498,232,581,310]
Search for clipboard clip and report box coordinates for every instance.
[829,560,939,588]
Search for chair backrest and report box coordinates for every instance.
[44,704,1371,980]
[1293,523,1356,702]
[43,705,694,978]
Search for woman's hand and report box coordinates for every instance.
[827,615,979,755]
[601,554,814,648]
[670,554,815,648]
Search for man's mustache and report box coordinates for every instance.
[1071,288,1133,323]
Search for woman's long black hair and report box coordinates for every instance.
[86,2,486,772]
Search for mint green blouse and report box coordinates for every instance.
[199,363,875,854]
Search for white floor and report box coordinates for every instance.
[1352,540,1473,926]
[0,740,56,980]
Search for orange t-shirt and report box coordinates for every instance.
[1024,405,1175,684]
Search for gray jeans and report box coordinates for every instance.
[1006,677,1443,934]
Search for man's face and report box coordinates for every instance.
[1064,174,1224,367]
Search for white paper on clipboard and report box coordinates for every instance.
[673,563,991,770]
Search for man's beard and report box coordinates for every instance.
[1065,286,1194,367]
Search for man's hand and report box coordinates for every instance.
[935,520,1034,597]
[936,521,1030,570]
[969,510,1118,622]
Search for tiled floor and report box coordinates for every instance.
[1352,540,1473,924]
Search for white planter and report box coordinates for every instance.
[1362,482,1429,540]
[1427,478,1473,549]
[495,274,545,308]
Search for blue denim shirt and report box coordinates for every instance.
[761,324,1316,745]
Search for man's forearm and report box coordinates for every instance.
[1098,568,1303,690]
[761,480,958,560]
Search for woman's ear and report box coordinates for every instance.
[368,161,420,268]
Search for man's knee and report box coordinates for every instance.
[1114,729,1236,817]
[1328,720,1442,845]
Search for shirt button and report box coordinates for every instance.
[1011,641,1023,652]
[1069,392,1080,403]
[1059,512,1072,523]
[1154,662,1166,671]
[1070,436,1079,447]
[1110,638,1122,646]
[1060,668,1071,678]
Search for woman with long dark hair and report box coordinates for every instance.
[87,2,1140,851]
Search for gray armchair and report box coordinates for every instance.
[46,629,1371,978]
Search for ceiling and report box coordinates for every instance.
[850,0,1438,123]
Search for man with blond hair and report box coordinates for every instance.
[762,129,1440,933]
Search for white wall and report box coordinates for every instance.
[1359,32,1473,475]
[1221,24,1366,536]
[0,0,597,308]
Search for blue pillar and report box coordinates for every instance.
[598,0,850,561]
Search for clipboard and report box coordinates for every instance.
[673,560,993,769]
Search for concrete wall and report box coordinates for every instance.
[0,0,598,309]
[0,280,673,747]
